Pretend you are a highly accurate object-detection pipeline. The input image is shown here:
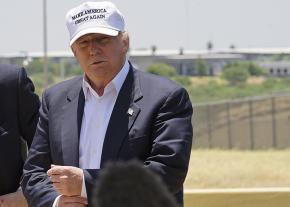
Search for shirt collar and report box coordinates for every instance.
[82,59,130,100]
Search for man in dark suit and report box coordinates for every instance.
[0,64,40,206]
[21,1,193,207]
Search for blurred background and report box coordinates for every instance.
[1,0,290,194]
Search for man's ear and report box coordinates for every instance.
[122,33,130,53]
[71,45,77,57]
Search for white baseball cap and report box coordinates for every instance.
[66,1,125,46]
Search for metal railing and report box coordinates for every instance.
[193,93,290,149]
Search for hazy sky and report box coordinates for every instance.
[0,0,290,53]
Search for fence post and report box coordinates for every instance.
[271,96,277,148]
[248,99,254,150]
[226,102,232,149]
[206,104,213,149]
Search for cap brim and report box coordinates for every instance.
[70,27,119,46]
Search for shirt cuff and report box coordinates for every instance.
[52,195,62,207]
[81,170,87,198]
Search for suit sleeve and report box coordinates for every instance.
[144,87,193,194]
[83,169,100,201]
[21,91,59,207]
[17,68,40,147]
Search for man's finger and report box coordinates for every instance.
[49,175,68,185]
[47,169,59,176]
[47,166,65,176]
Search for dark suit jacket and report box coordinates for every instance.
[0,64,40,195]
[21,65,193,207]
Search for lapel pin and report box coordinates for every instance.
[127,108,134,116]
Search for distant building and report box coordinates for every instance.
[1,47,290,77]
[259,62,290,77]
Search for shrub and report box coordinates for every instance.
[195,59,208,76]
[248,63,266,76]
[222,65,250,85]
[146,63,177,78]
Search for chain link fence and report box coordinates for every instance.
[193,94,290,149]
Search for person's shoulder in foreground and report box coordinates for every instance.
[0,63,39,156]
[0,63,40,207]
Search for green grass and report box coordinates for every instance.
[184,149,290,189]
[186,77,290,103]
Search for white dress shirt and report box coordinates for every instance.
[53,59,129,207]
[79,59,129,169]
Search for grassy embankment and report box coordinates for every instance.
[184,149,290,189]
[186,76,290,103]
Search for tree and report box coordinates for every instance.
[221,61,267,86]
[26,59,44,74]
[26,58,60,76]
[146,63,177,78]
[222,64,250,85]
[146,63,191,87]
[195,58,207,76]
[248,62,266,76]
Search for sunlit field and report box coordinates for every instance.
[184,149,290,189]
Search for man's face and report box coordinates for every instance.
[71,32,129,88]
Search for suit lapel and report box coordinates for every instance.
[61,77,84,167]
[101,66,142,166]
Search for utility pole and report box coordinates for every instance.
[43,0,48,88]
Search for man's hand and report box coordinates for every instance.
[0,190,27,207]
[57,195,87,207]
[47,165,83,196]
